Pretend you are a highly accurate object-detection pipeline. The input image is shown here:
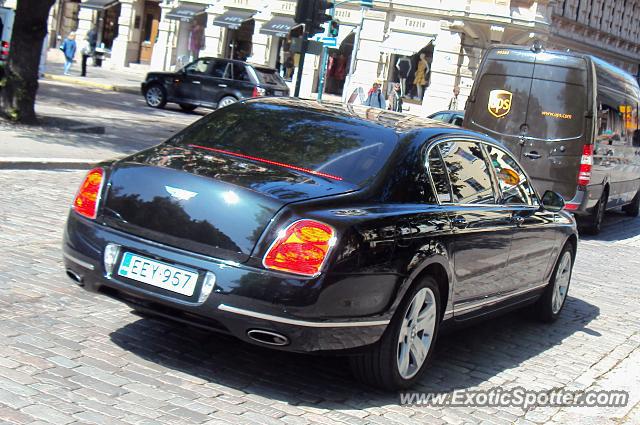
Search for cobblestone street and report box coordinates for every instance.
[0,170,638,425]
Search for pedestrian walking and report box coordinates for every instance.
[448,85,461,110]
[80,35,92,77]
[387,82,403,113]
[364,81,385,109]
[60,32,77,75]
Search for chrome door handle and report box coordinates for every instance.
[192,80,201,85]
[450,217,467,229]
[218,84,228,88]
[524,151,541,159]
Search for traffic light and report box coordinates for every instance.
[294,0,333,36]
[329,20,339,38]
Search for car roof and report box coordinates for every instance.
[197,57,278,72]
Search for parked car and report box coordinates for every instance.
[141,57,290,111]
[428,110,464,126]
[63,98,577,390]
[464,44,640,234]
[0,7,15,66]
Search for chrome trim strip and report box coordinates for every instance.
[218,304,390,328]
[63,252,95,271]
[454,282,548,314]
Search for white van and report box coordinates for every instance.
[0,7,15,64]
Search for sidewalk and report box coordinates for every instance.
[42,49,148,94]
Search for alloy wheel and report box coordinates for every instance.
[146,87,163,107]
[218,96,237,108]
[551,251,572,314]
[397,287,437,379]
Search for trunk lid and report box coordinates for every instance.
[101,144,358,263]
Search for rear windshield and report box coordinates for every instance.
[254,68,286,86]
[168,102,397,186]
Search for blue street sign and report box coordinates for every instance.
[361,0,373,7]
[321,37,337,47]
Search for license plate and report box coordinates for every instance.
[274,91,285,96]
[117,252,198,296]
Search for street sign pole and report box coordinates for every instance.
[342,5,366,102]
[316,5,336,102]
[293,34,308,98]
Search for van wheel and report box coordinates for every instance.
[349,276,440,390]
[623,190,640,217]
[534,243,574,322]
[583,189,608,235]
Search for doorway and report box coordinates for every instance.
[139,1,161,64]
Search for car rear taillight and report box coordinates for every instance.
[252,86,266,97]
[577,144,593,186]
[263,220,336,277]
[73,167,105,220]
[0,41,9,59]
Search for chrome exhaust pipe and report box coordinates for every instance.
[246,329,289,346]
[66,269,84,286]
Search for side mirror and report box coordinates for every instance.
[541,190,565,212]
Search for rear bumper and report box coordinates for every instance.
[564,185,602,216]
[62,213,392,353]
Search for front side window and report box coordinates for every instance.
[438,141,496,204]
[485,145,538,206]
[185,58,211,74]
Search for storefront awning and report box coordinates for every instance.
[380,32,434,56]
[80,0,119,10]
[165,4,206,22]
[212,10,255,30]
[260,16,296,38]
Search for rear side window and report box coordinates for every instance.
[233,64,251,82]
[210,61,232,79]
[169,102,397,186]
[438,141,496,204]
[253,68,286,86]
[485,145,538,206]
[427,147,452,203]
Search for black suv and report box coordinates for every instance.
[141,57,290,111]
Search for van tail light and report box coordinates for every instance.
[263,220,336,277]
[0,41,9,59]
[73,167,105,220]
[252,86,266,97]
[577,144,593,186]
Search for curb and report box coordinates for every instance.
[43,74,140,95]
[0,158,98,170]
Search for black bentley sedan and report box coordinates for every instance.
[63,98,578,390]
[141,57,290,111]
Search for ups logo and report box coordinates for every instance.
[488,90,513,118]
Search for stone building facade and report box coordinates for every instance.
[12,0,640,116]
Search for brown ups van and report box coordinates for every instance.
[463,45,640,234]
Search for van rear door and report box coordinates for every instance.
[465,48,590,200]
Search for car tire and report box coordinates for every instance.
[145,84,167,109]
[179,103,198,112]
[217,96,237,109]
[583,189,608,235]
[349,276,441,390]
[534,242,574,323]
[623,190,640,217]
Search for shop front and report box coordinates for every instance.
[259,14,296,80]
[164,2,207,67]
[78,0,120,53]
[212,9,255,61]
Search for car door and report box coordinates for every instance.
[484,143,558,291]
[429,140,515,312]
[175,58,213,104]
[198,59,233,107]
